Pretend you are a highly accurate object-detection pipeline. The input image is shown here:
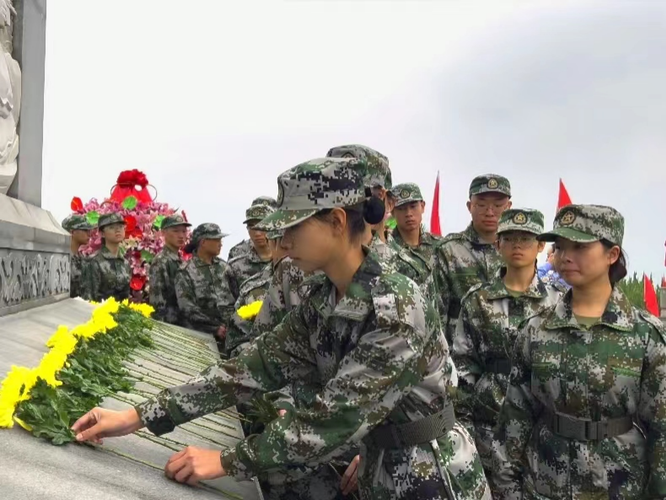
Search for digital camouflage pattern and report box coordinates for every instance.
[69,253,87,298]
[174,255,227,335]
[135,252,489,500]
[148,246,183,325]
[390,182,424,207]
[160,214,191,230]
[435,224,503,345]
[251,196,278,209]
[452,272,563,478]
[392,226,441,270]
[497,208,544,236]
[252,256,318,338]
[244,203,274,224]
[190,222,228,245]
[62,214,93,232]
[97,212,126,229]
[226,261,275,358]
[538,204,625,246]
[326,144,392,188]
[219,249,272,333]
[80,246,131,302]
[493,287,666,499]
[255,158,367,232]
[228,239,252,260]
[468,174,511,198]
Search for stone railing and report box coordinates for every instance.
[660,287,666,322]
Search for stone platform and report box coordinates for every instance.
[0,299,262,500]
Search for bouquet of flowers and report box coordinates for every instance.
[68,169,189,301]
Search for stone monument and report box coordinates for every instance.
[0,0,70,317]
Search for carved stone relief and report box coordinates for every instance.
[0,0,20,196]
[0,249,70,311]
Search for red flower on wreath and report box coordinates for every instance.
[130,275,147,291]
[71,197,84,212]
[117,169,149,188]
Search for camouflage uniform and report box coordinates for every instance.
[228,196,277,260]
[174,223,228,335]
[452,209,564,482]
[493,205,666,499]
[226,231,283,358]
[219,203,274,334]
[61,214,93,298]
[147,214,191,324]
[80,213,131,302]
[136,158,489,500]
[390,182,442,268]
[434,174,510,346]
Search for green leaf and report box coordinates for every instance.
[141,250,154,263]
[86,211,99,225]
[153,215,165,229]
[122,196,138,210]
[385,217,397,230]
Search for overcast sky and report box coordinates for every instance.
[42,0,665,278]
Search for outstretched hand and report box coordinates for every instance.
[341,455,360,495]
[165,446,227,485]
[71,407,144,444]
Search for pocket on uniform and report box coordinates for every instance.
[608,356,642,378]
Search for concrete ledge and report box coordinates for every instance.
[0,193,70,316]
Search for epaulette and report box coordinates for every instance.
[639,310,666,344]
[460,282,484,305]
[441,231,466,244]
[227,253,246,266]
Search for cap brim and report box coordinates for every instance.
[243,218,262,225]
[99,222,126,229]
[254,208,319,232]
[394,198,423,207]
[163,223,192,229]
[537,227,599,243]
[498,227,541,236]
[202,233,228,240]
[473,188,511,197]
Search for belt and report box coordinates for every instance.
[367,403,456,449]
[543,409,634,441]
[486,357,511,375]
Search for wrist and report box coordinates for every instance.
[125,408,145,433]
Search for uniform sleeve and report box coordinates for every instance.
[452,297,482,435]
[434,247,453,345]
[80,260,102,302]
[219,266,238,329]
[492,324,540,500]
[148,260,168,321]
[638,322,666,497]
[174,270,219,335]
[225,295,255,357]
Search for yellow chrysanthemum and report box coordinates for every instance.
[128,302,154,318]
[70,321,97,339]
[35,350,68,388]
[237,300,263,321]
[46,326,78,356]
[0,366,38,428]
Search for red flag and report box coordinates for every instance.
[644,274,660,316]
[557,179,572,210]
[430,172,441,236]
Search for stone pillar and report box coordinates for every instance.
[0,0,71,317]
[659,287,666,322]
[7,0,46,206]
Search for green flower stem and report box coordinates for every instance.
[151,336,215,360]
[135,348,208,373]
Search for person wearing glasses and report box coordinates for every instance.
[434,174,512,345]
[451,208,564,493]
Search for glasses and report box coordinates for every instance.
[500,235,538,246]
[471,203,508,214]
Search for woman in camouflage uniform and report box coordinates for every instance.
[80,213,131,302]
[73,157,490,500]
[452,208,563,487]
[493,205,666,499]
[174,223,228,347]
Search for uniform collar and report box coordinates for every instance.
[100,246,123,260]
[543,286,633,332]
[392,226,436,247]
[462,223,494,247]
[193,255,221,268]
[310,249,382,322]
[486,270,548,300]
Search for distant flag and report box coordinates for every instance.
[557,179,572,211]
[643,273,660,316]
[661,275,666,288]
[430,171,441,236]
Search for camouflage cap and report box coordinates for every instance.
[391,182,424,207]
[255,157,366,232]
[161,214,191,230]
[61,214,93,232]
[244,204,275,225]
[469,174,511,198]
[191,223,228,245]
[98,212,126,229]
[326,144,392,189]
[267,229,284,240]
[497,208,544,235]
[251,196,277,209]
[538,204,624,246]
